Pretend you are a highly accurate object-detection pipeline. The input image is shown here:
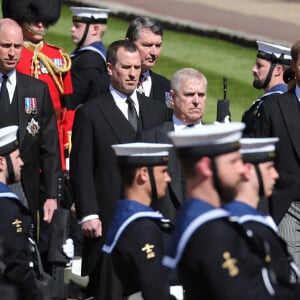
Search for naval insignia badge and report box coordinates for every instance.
[27,118,40,137]
[222,251,239,277]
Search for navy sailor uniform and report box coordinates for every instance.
[163,198,282,300]
[0,182,42,300]
[224,201,300,291]
[103,199,174,300]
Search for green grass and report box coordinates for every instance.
[47,3,261,123]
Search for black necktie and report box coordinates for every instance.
[0,75,10,115]
[137,75,145,95]
[126,97,138,131]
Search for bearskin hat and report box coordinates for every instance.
[2,0,62,26]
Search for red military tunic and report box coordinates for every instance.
[17,41,74,171]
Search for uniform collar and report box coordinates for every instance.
[103,199,164,253]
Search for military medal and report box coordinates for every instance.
[27,118,40,137]
[24,97,37,114]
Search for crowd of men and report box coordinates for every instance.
[0,0,300,300]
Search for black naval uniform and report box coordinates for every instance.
[242,84,287,137]
[0,182,42,300]
[65,41,109,109]
[163,198,295,300]
[223,201,300,296]
[103,199,175,300]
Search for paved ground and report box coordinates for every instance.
[69,0,300,47]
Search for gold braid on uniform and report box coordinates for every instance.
[31,49,72,95]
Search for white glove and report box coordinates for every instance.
[62,238,74,259]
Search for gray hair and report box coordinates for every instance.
[171,68,207,92]
[125,17,163,41]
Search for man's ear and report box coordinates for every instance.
[195,156,212,178]
[243,162,253,181]
[106,62,112,75]
[0,156,5,171]
[91,24,99,35]
[136,166,148,184]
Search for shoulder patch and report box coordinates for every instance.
[222,251,239,277]
[141,243,156,259]
[12,218,23,233]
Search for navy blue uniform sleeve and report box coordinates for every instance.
[116,219,171,300]
[0,199,41,300]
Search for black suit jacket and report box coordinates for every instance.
[149,70,170,102]
[138,121,183,222]
[258,88,300,223]
[70,92,167,275]
[14,72,61,224]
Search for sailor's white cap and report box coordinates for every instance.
[240,137,279,163]
[168,122,245,158]
[71,6,111,24]
[112,142,172,167]
[0,126,19,156]
[256,40,291,65]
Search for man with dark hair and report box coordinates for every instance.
[70,39,167,299]
[163,123,293,299]
[242,40,291,137]
[103,142,179,300]
[223,138,300,295]
[256,39,300,273]
[0,125,41,300]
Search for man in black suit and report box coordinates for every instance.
[139,68,207,222]
[70,40,167,300]
[125,17,170,104]
[257,39,300,272]
[0,18,61,231]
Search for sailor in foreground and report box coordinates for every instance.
[163,122,290,299]
[0,125,74,300]
[223,137,300,297]
[103,142,181,300]
[0,125,41,300]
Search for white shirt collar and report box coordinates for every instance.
[109,85,139,115]
[173,114,202,131]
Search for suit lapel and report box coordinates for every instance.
[156,122,183,205]
[15,73,30,145]
[278,91,300,160]
[98,93,137,143]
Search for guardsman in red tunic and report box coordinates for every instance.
[2,0,74,171]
